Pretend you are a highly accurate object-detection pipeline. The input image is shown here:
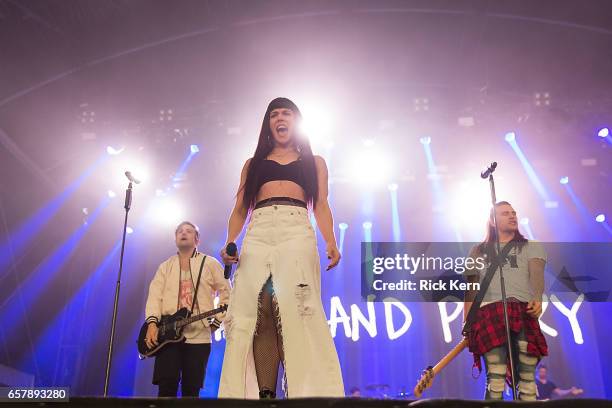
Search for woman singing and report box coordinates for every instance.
[218,97,344,399]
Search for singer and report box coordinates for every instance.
[218,97,344,399]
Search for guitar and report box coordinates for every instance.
[413,338,468,398]
[137,304,228,358]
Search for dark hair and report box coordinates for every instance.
[175,221,200,240]
[241,97,319,210]
[477,201,527,255]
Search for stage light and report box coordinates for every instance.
[419,136,431,145]
[149,197,184,227]
[362,138,375,147]
[597,128,609,138]
[300,104,332,149]
[596,214,606,223]
[82,208,88,215]
[414,98,430,112]
[106,146,125,156]
[449,179,491,238]
[126,227,134,234]
[388,182,401,241]
[505,132,551,201]
[520,217,529,225]
[362,221,372,230]
[560,177,569,185]
[107,190,116,198]
[349,148,392,186]
[339,222,348,230]
[190,144,200,154]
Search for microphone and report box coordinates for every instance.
[125,171,141,184]
[480,162,497,179]
[224,242,237,279]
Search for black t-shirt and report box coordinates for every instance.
[536,379,557,400]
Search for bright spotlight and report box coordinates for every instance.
[419,136,431,145]
[107,190,116,198]
[450,179,491,238]
[150,197,185,227]
[300,104,332,149]
[362,138,375,147]
[560,176,569,185]
[505,132,516,142]
[388,183,398,191]
[339,222,348,230]
[597,128,609,138]
[596,214,606,223]
[349,147,392,186]
[106,146,125,156]
[190,144,200,154]
[126,227,134,234]
[520,217,529,225]
[362,221,372,230]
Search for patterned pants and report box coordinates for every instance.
[483,329,539,400]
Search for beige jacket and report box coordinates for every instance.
[145,251,230,343]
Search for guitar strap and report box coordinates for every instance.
[462,241,517,335]
[190,255,207,315]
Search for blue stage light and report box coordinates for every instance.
[419,136,431,145]
[362,221,372,229]
[505,132,516,142]
[597,128,609,138]
[596,214,606,223]
[190,144,200,154]
[339,222,348,230]
[560,176,569,185]
[388,183,398,191]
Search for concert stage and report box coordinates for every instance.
[12,398,612,408]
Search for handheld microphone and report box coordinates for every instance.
[224,242,237,279]
[125,171,141,184]
[480,162,497,179]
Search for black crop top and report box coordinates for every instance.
[255,159,307,192]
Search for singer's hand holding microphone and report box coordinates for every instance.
[221,242,238,279]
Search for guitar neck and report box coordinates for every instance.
[177,306,225,328]
[432,338,468,375]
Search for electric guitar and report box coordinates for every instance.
[137,304,228,358]
[413,338,468,397]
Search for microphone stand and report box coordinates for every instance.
[103,180,133,397]
[483,164,518,400]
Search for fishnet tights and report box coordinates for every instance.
[253,279,284,392]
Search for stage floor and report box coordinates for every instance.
[11,397,610,408]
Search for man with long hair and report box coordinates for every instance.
[463,201,548,400]
[217,97,343,399]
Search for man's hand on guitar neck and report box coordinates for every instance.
[145,322,159,348]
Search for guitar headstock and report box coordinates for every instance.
[220,303,228,312]
[413,366,434,398]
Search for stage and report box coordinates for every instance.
[9,397,612,408]
[0,0,611,403]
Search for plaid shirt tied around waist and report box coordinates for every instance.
[467,300,548,372]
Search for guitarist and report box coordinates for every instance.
[463,202,548,401]
[144,221,230,397]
